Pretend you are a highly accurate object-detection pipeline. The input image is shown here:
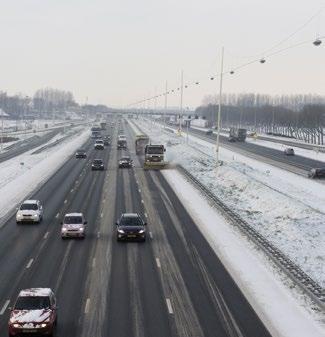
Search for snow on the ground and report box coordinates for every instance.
[132,119,325,288]
[0,126,90,225]
[162,169,325,337]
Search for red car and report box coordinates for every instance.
[8,288,57,336]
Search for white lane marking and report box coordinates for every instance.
[0,300,10,315]
[141,200,144,204]
[97,231,101,239]
[26,258,34,269]
[149,232,153,239]
[76,180,79,184]
[144,213,148,218]
[92,258,96,268]
[84,298,90,314]
[55,213,60,219]
[64,199,67,204]
[166,298,173,314]
[70,188,74,193]
[138,188,141,193]
[155,258,161,269]
[100,212,103,218]
[43,231,50,239]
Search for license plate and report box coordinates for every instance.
[128,235,136,238]
[23,329,37,333]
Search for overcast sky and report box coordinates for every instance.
[0,0,324,108]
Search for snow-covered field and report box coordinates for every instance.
[0,126,90,226]
[132,119,325,289]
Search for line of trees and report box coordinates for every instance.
[0,88,77,119]
[196,93,325,144]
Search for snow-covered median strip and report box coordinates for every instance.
[162,169,325,337]
[0,128,90,225]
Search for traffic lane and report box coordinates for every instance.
[0,128,63,163]
[80,131,119,337]
[0,142,99,329]
[0,145,110,335]
[189,127,324,170]
[0,140,95,296]
[150,171,271,337]
[125,127,204,337]
[127,166,174,337]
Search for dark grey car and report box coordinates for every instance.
[116,213,146,242]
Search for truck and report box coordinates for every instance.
[135,135,150,155]
[100,122,107,130]
[91,130,101,139]
[229,128,247,142]
[117,135,127,149]
[144,144,166,169]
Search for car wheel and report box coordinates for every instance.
[16,221,20,225]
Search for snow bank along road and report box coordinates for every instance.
[0,118,273,337]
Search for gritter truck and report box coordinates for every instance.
[144,144,166,169]
[135,135,150,155]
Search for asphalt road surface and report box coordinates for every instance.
[0,118,272,337]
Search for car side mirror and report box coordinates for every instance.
[8,306,12,311]
[144,222,147,226]
[60,221,63,225]
[84,221,88,224]
[115,222,119,226]
[164,149,166,152]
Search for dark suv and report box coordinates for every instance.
[91,159,104,171]
[308,168,325,179]
[116,213,146,242]
[8,288,57,336]
[103,136,111,146]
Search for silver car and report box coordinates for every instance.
[61,213,86,239]
[16,200,43,224]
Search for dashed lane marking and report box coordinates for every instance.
[64,199,67,204]
[55,213,60,219]
[43,231,50,239]
[141,200,144,204]
[26,258,34,269]
[155,258,161,268]
[166,298,173,314]
[92,258,96,268]
[149,232,153,239]
[144,213,148,218]
[0,300,10,315]
[84,298,90,314]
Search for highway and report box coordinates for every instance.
[0,118,271,337]
[180,126,325,175]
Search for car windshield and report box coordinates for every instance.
[20,203,38,211]
[120,157,130,161]
[93,160,102,164]
[77,149,85,153]
[64,216,83,224]
[120,216,142,227]
[147,146,164,154]
[15,296,50,310]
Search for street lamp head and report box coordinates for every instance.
[210,77,214,80]
[195,82,199,85]
[260,58,266,64]
[230,70,235,75]
[313,39,322,46]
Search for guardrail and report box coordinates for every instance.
[177,164,325,311]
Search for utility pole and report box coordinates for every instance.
[164,81,168,129]
[216,47,224,165]
[179,70,184,134]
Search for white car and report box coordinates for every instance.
[16,200,43,224]
[94,140,104,150]
[61,213,86,239]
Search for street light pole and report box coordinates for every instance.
[179,70,184,134]
[216,47,224,165]
[164,81,168,129]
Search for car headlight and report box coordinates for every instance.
[79,227,84,231]
[13,323,20,328]
[40,323,48,328]
[117,229,125,234]
[62,228,67,232]
[138,230,145,234]
[16,214,22,219]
